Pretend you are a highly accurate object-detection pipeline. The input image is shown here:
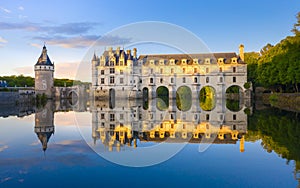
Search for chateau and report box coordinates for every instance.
[91,45,249,99]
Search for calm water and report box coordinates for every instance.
[0,98,299,188]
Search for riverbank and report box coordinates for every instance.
[258,93,300,112]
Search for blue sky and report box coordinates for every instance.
[0,0,299,79]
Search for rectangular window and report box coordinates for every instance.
[219,67,222,72]
[160,68,163,74]
[110,114,115,121]
[120,61,124,66]
[110,124,115,130]
[171,68,174,74]
[101,78,105,84]
[233,67,236,73]
[171,78,174,83]
[194,77,198,83]
[101,70,105,75]
[101,113,105,119]
[194,68,197,73]
[110,76,115,84]
[220,77,223,82]
[150,69,153,74]
[120,114,124,120]
[160,78,163,83]
[206,67,209,73]
[120,70,123,74]
[233,114,237,120]
[150,78,153,83]
[183,77,186,83]
[183,68,186,73]
[206,77,209,83]
[233,77,236,82]
[206,114,210,121]
[120,78,124,84]
[110,68,115,74]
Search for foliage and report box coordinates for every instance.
[226,99,241,112]
[247,108,300,171]
[0,75,88,87]
[226,86,240,93]
[245,12,300,92]
[200,86,215,111]
[156,86,169,110]
[176,86,192,111]
[244,82,251,89]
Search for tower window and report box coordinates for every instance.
[194,77,198,83]
[160,78,163,83]
[233,67,236,73]
[233,114,237,120]
[233,77,236,82]
[206,114,210,121]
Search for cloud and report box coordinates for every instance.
[18,6,24,11]
[0,21,98,35]
[30,43,42,49]
[0,145,8,152]
[33,35,100,48]
[0,36,8,43]
[0,7,11,13]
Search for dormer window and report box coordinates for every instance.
[181,59,187,65]
[205,58,211,64]
[159,60,164,65]
[193,59,198,64]
[170,59,175,65]
[231,57,237,64]
[218,58,224,64]
[150,60,155,65]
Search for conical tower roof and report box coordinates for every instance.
[35,45,53,66]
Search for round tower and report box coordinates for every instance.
[34,45,54,98]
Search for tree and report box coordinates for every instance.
[291,12,300,36]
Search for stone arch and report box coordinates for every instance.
[142,87,149,110]
[67,90,79,106]
[156,86,169,111]
[199,86,216,111]
[225,85,243,112]
[176,86,192,111]
[109,88,115,109]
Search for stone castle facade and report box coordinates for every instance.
[91,45,248,99]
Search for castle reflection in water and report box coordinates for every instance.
[0,96,248,152]
[90,97,248,153]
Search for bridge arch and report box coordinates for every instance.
[199,86,216,111]
[176,85,192,111]
[156,86,169,111]
[225,85,243,112]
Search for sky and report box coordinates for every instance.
[0,0,299,81]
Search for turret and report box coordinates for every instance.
[34,45,54,98]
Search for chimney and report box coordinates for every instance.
[133,48,137,58]
[239,44,244,61]
[116,46,120,56]
[126,49,131,55]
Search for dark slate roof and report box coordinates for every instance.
[139,52,245,65]
[35,46,54,66]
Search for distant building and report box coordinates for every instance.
[91,45,248,99]
[34,45,54,98]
